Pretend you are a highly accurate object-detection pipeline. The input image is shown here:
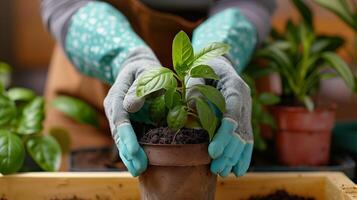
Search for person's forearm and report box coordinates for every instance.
[210,0,276,44]
[41,0,92,47]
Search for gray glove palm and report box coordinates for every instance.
[103,47,161,176]
[187,56,253,177]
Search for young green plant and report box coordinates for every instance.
[136,31,229,140]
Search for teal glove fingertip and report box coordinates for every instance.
[208,118,237,159]
[233,143,253,177]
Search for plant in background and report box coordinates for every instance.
[136,31,228,139]
[255,0,355,111]
[312,0,357,92]
[0,62,11,89]
[0,86,62,174]
[242,73,280,151]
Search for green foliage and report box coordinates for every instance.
[52,95,99,127]
[0,86,63,174]
[255,0,355,110]
[26,135,61,172]
[136,31,229,140]
[0,130,25,174]
[313,0,357,31]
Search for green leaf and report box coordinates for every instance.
[311,36,345,53]
[167,105,188,130]
[0,130,25,174]
[191,42,230,67]
[136,68,177,97]
[196,97,218,140]
[0,62,11,88]
[189,65,219,80]
[320,52,355,90]
[193,85,226,113]
[313,0,357,31]
[52,96,99,127]
[7,87,36,102]
[49,127,71,154]
[292,0,313,27]
[164,88,181,109]
[184,116,202,129]
[0,93,16,127]
[17,97,45,135]
[261,112,277,129]
[26,135,61,172]
[172,31,194,75]
[303,96,314,111]
[149,95,167,123]
[258,93,280,105]
[252,125,266,151]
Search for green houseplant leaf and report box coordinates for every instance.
[17,97,45,135]
[258,93,280,105]
[49,127,71,154]
[0,93,16,127]
[292,0,313,27]
[193,85,226,113]
[26,135,61,172]
[164,88,181,109]
[167,105,188,130]
[52,95,99,127]
[136,68,177,97]
[191,42,230,67]
[189,65,219,80]
[196,97,218,140]
[320,52,355,90]
[172,31,194,75]
[149,95,167,123]
[8,87,36,102]
[313,0,357,31]
[0,130,25,174]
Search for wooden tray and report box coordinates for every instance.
[0,172,356,200]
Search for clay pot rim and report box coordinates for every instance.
[271,104,337,113]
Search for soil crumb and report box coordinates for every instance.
[140,127,209,144]
[249,190,314,200]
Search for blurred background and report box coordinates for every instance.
[1,0,355,119]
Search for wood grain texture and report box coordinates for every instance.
[0,172,355,200]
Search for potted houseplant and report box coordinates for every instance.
[135,31,228,199]
[255,0,355,166]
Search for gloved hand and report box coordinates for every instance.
[190,8,257,177]
[104,48,161,176]
[187,56,253,177]
[208,57,253,177]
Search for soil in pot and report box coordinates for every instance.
[248,190,314,200]
[139,127,216,200]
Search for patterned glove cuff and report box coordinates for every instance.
[192,8,258,73]
[65,1,147,84]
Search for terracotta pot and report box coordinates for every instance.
[139,143,216,200]
[272,106,335,166]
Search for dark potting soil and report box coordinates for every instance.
[140,127,209,144]
[248,190,314,200]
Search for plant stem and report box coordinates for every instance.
[171,129,181,144]
[188,112,198,118]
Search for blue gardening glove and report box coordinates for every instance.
[64,2,162,176]
[190,8,257,177]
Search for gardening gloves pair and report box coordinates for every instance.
[64,2,256,177]
[63,2,158,176]
[190,8,257,177]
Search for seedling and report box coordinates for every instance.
[136,31,229,140]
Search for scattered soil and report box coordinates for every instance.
[140,127,209,144]
[248,190,314,200]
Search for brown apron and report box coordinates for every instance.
[44,0,203,151]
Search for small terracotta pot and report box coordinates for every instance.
[272,106,335,166]
[139,143,216,200]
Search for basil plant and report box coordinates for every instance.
[0,87,61,174]
[136,31,228,140]
[254,0,355,111]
